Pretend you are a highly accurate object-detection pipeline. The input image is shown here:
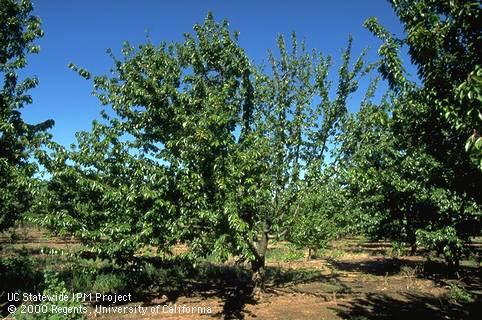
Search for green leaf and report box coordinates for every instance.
[465,138,473,152]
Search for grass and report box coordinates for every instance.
[322,248,347,259]
[447,283,475,303]
[266,243,305,262]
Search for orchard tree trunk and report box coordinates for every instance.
[446,250,461,277]
[306,247,317,260]
[406,218,417,256]
[312,248,318,259]
[251,226,269,295]
[410,242,417,256]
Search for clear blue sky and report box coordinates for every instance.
[22,0,413,148]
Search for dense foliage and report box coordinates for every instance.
[341,0,482,267]
[0,0,52,232]
[36,14,374,288]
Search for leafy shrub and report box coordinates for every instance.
[390,242,409,257]
[71,271,95,293]
[69,257,111,292]
[14,269,86,320]
[0,256,41,295]
[448,283,475,303]
[416,226,466,268]
[91,273,127,294]
[288,181,344,258]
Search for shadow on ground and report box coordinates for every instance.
[335,241,393,256]
[328,256,482,320]
[329,256,481,288]
[132,258,338,319]
[331,291,482,320]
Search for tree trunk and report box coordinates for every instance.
[410,242,417,256]
[251,228,269,294]
[406,221,417,256]
[306,247,317,260]
[446,252,460,277]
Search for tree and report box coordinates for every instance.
[0,0,53,232]
[368,0,482,170]
[192,31,369,287]
[386,0,482,168]
[255,34,370,265]
[40,13,254,265]
[41,14,371,289]
[288,173,347,259]
[339,90,445,255]
[341,100,481,265]
[343,0,482,267]
[384,0,482,266]
[244,34,369,284]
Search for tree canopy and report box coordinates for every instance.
[36,14,376,288]
[340,0,482,267]
[0,0,53,232]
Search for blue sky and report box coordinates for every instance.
[22,0,413,147]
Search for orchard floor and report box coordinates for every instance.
[1,227,481,320]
